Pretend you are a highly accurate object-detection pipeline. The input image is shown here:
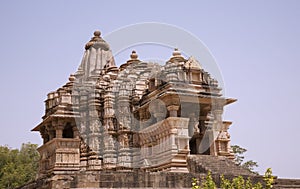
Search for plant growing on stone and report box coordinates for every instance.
[192,178,200,189]
[263,168,274,189]
[253,182,263,189]
[245,177,253,189]
[201,171,217,189]
[232,176,245,189]
[220,175,232,189]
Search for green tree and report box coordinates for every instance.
[243,160,259,172]
[231,145,258,173]
[0,143,39,189]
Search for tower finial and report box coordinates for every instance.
[130,50,138,60]
[172,48,181,57]
[168,48,185,63]
[94,30,101,37]
[85,30,109,50]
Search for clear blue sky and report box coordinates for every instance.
[0,0,299,178]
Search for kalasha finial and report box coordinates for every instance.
[85,30,109,50]
[94,30,101,37]
[172,48,181,56]
[168,48,185,63]
[120,50,140,70]
[68,74,75,82]
[130,50,138,60]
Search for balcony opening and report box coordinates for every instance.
[63,123,74,138]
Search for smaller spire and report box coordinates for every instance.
[68,74,75,82]
[168,48,185,63]
[119,50,141,71]
[172,48,181,57]
[130,50,139,60]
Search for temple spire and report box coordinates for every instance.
[76,30,116,79]
[119,50,141,71]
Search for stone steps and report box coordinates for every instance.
[187,155,255,176]
[274,185,300,189]
[274,178,300,189]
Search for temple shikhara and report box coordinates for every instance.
[22,31,257,189]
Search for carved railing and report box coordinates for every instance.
[38,138,80,175]
[137,117,190,172]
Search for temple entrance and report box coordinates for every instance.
[189,134,210,155]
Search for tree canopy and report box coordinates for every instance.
[231,145,259,173]
[0,143,39,189]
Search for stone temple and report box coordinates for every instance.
[20,31,272,188]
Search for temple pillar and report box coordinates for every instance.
[55,121,64,138]
[167,105,179,117]
[47,125,55,140]
[210,100,224,156]
[40,126,49,144]
[72,125,80,139]
[56,129,63,138]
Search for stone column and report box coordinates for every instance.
[158,134,162,154]
[170,129,177,150]
[103,83,117,169]
[118,84,131,130]
[210,100,224,156]
[77,87,88,144]
[117,133,132,169]
[88,90,101,154]
[55,120,64,138]
[167,105,179,117]
[72,124,80,139]
[47,124,55,140]
[40,126,49,144]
